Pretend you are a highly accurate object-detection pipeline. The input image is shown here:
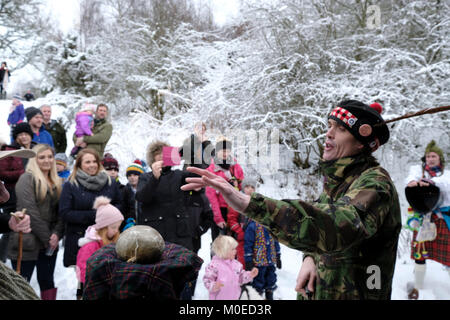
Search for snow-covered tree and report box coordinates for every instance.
[0,0,47,67]
[42,34,92,96]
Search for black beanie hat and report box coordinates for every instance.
[13,122,34,141]
[328,100,390,150]
[101,154,119,170]
[25,107,43,122]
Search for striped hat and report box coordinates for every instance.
[126,160,144,177]
[55,153,68,168]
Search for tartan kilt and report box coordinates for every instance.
[83,242,203,300]
[410,214,450,266]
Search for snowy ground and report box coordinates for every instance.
[1,98,449,300]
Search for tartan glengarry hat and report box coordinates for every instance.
[328,100,390,150]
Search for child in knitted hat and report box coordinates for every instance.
[70,103,96,158]
[55,153,70,183]
[75,196,124,297]
[121,160,145,231]
[7,95,25,143]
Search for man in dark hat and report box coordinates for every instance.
[0,149,35,234]
[0,148,40,300]
[25,107,54,148]
[181,100,402,300]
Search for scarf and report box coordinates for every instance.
[424,165,442,177]
[76,169,109,191]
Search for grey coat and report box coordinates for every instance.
[8,172,64,261]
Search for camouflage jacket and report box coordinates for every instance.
[244,153,401,300]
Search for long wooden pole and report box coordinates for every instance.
[375,105,450,126]
[11,208,26,275]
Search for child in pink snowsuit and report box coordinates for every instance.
[70,103,96,157]
[75,196,123,296]
[203,235,258,300]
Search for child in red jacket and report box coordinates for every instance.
[227,178,257,265]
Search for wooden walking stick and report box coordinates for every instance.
[10,208,26,275]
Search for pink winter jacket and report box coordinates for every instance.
[203,255,253,300]
[76,226,103,284]
[205,159,244,225]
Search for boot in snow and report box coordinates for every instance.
[265,289,274,300]
[407,282,419,300]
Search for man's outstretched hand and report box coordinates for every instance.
[181,167,251,213]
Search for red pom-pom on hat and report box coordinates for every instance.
[370,102,383,114]
[134,159,142,165]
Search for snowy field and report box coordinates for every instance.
[1,99,449,300]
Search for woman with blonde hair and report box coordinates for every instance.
[59,148,122,299]
[8,144,64,300]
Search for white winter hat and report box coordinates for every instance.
[93,196,124,230]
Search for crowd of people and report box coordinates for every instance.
[0,100,285,300]
[0,98,448,301]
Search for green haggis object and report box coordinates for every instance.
[244,153,402,300]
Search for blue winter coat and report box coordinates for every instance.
[7,104,25,125]
[244,220,280,267]
[32,126,55,149]
[59,176,123,267]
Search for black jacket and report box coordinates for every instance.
[186,191,213,253]
[120,183,142,230]
[59,177,122,267]
[44,120,67,154]
[135,168,200,251]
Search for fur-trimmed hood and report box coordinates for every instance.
[146,140,169,166]
[78,225,101,247]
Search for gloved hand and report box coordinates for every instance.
[276,254,282,269]
[245,261,254,271]
[122,218,136,231]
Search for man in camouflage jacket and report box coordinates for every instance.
[181,100,402,300]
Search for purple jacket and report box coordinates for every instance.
[7,103,25,125]
[203,255,254,300]
[75,112,93,137]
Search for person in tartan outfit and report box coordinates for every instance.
[405,140,450,299]
[82,241,203,300]
[181,100,402,300]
